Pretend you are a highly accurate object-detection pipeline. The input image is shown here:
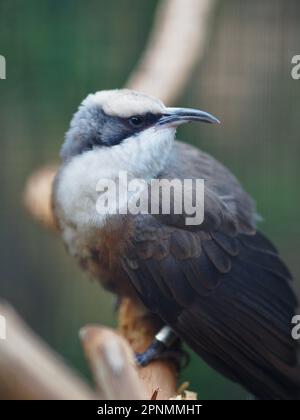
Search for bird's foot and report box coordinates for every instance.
[134,326,189,369]
[135,345,189,369]
[135,340,165,366]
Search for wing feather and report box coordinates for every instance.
[122,214,299,400]
[120,142,299,399]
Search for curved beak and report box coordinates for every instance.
[157,107,220,127]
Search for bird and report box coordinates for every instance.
[53,89,300,400]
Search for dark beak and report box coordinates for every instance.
[157,107,220,126]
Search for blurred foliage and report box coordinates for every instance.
[0,0,299,400]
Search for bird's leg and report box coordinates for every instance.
[135,326,188,368]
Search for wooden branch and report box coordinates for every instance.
[0,302,196,400]
[126,0,217,104]
[80,325,147,400]
[0,303,96,400]
[118,297,179,400]
[23,165,58,231]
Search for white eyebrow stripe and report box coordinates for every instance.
[82,89,166,118]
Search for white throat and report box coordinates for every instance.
[55,126,175,230]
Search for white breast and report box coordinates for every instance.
[54,126,175,232]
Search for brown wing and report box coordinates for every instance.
[122,214,299,400]
[154,141,258,235]
[121,141,299,399]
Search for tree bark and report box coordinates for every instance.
[0,303,96,400]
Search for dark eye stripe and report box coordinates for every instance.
[80,110,164,153]
[145,112,161,125]
[128,113,161,129]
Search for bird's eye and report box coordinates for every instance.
[128,115,144,127]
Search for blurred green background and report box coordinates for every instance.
[0,0,299,400]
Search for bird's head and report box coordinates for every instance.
[56,90,219,229]
[61,89,219,162]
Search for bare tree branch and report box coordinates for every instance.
[80,325,147,400]
[0,303,96,400]
[0,302,196,400]
[23,165,58,231]
[118,297,179,400]
[127,0,217,104]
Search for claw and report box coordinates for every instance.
[135,352,152,367]
[135,341,190,369]
[134,326,188,369]
[135,340,165,366]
